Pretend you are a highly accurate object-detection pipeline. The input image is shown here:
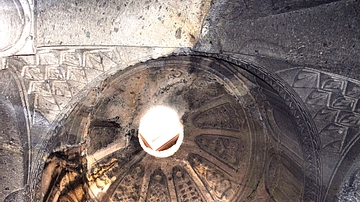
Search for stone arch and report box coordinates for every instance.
[0,58,31,200]
[32,55,321,201]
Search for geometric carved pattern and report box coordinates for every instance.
[305,89,330,106]
[319,123,348,151]
[188,153,236,201]
[193,103,241,131]
[293,70,319,88]
[337,111,360,127]
[111,164,145,202]
[206,54,321,201]
[289,69,360,153]
[20,49,120,122]
[195,134,242,169]
[146,169,171,202]
[346,82,360,98]
[28,55,328,201]
[172,166,204,202]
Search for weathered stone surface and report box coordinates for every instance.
[1,0,360,201]
[16,46,175,122]
[0,70,26,201]
[198,0,360,79]
[37,0,211,47]
[28,56,329,201]
[0,0,34,57]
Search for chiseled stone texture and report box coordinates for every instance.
[0,0,35,57]
[0,0,360,201]
[198,0,360,79]
[0,70,25,201]
[18,46,177,123]
[37,0,210,47]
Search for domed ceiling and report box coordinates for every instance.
[32,55,317,201]
[1,0,360,202]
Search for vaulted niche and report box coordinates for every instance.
[38,55,319,201]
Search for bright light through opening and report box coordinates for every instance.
[138,106,184,158]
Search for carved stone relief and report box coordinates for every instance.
[30,56,276,201]
[146,169,171,202]
[17,47,176,123]
[26,55,343,202]
[111,163,145,201]
[0,0,35,57]
[3,51,360,201]
[1,0,360,201]
[172,165,205,202]
[275,67,360,197]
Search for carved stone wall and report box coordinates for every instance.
[25,55,325,201]
[1,0,360,201]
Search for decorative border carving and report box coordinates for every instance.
[188,53,321,201]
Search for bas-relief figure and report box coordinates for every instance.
[0,0,360,201]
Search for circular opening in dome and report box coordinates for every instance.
[138,106,184,158]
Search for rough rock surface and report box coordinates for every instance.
[0,0,360,201]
